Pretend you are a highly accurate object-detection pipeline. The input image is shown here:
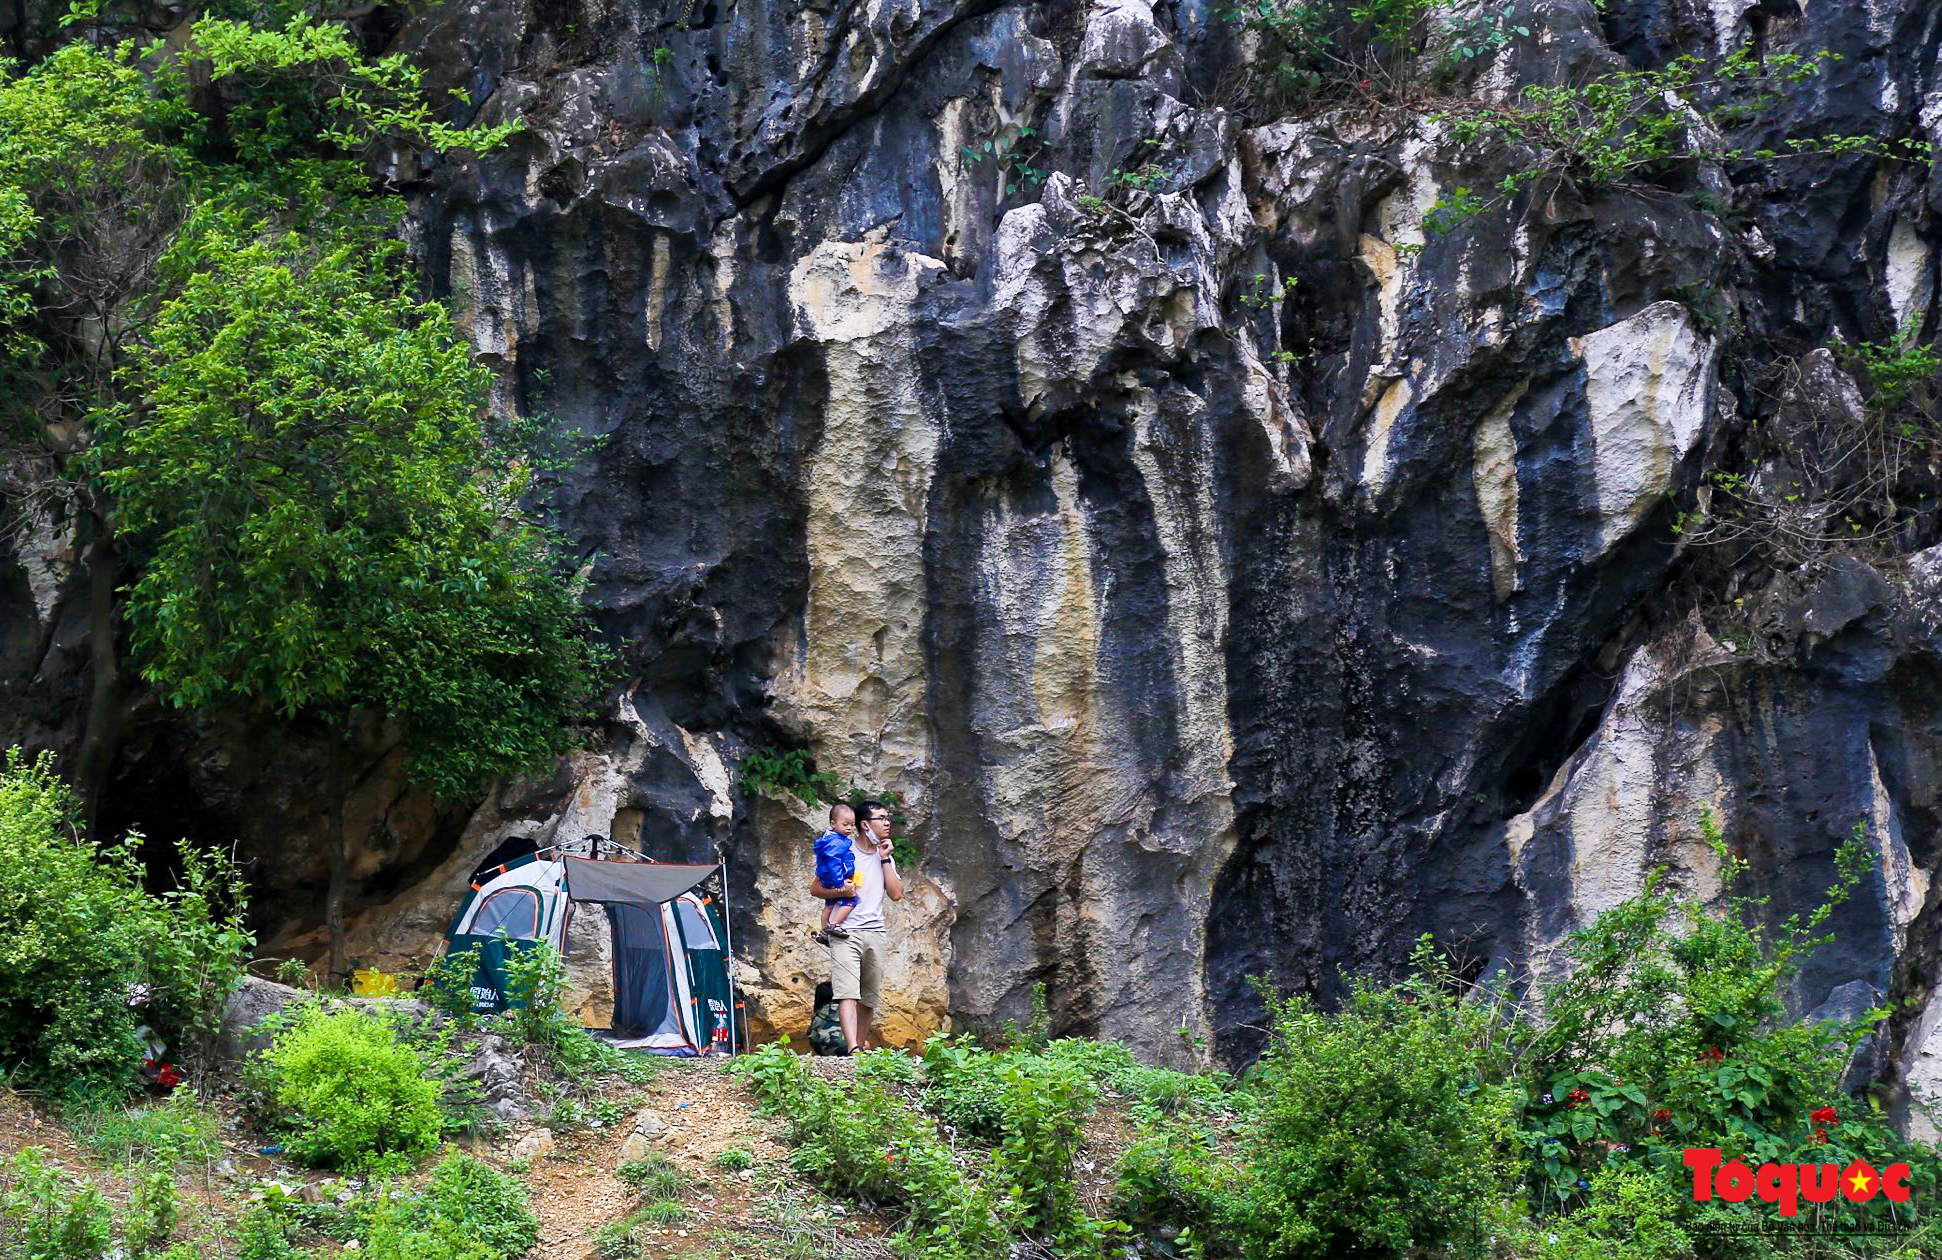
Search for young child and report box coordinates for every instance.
[813,803,860,945]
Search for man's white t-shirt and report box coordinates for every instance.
[843,839,888,932]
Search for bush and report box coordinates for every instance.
[416,1150,538,1260]
[1116,945,1516,1259]
[361,1190,493,1260]
[0,749,251,1096]
[1236,0,1525,106]
[1511,821,1940,1234]
[123,1168,178,1252]
[0,1147,113,1260]
[733,1043,1017,1260]
[254,1003,443,1173]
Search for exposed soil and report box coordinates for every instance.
[0,1056,896,1260]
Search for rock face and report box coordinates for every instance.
[8,0,1942,1095]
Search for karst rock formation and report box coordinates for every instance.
[8,0,1942,1125]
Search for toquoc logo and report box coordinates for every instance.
[1685,1148,1914,1218]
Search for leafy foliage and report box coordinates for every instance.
[413,1150,539,1260]
[1506,817,1937,1237]
[1118,943,1517,1259]
[733,1042,1021,1259]
[740,746,918,864]
[1426,49,1931,235]
[96,203,609,798]
[253,1003,444,1173]
[1235,0,1529,106]
[0,748,250,1096]
[0,1147,112,1260]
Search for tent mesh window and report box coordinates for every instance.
[471,887,541,939]
[674,900,720,948]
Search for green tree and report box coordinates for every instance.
[1,23,598,981]
[96,205,607,980]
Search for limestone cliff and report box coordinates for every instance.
[7,0,1942,1120]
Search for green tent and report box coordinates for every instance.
[439,846,740,1056]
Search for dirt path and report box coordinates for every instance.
[518,1059,809,1260]
[0,1056,890,1260]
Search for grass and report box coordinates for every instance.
[63,1093,221,1167]
[617,1153,681,1199]
[713,1147,755,1171]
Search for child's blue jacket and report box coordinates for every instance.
[813,831,858,904]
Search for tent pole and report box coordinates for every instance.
[719,857,738,1054]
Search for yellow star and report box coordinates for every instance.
[1847,1168,1874,1195]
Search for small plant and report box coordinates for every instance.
[961,123,1049,198]
[415,1150,540,1259]
[423,941,485,1024]
[274,957,309,987]
[123,1168,178,1251]
[712,1147,755,1171]
[0,1148,113,1258]
[587,1094,630,1127]
[0,749,252,1097]
[1236,272,1299,310]
[617,1154,682,1200]
[65,1090,220,1166]
[253,1003,444,1173]
[739,747,843,807]
[741,747,919,864]
[638,1197,688,1225]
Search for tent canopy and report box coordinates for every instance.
[562,857,718,905]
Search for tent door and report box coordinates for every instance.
[607,902,687,1045]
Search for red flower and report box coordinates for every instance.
[1813,1127,1829,1145]
[1810,1106,1838,1127]
[1651,1109,1672,1125]
[1565,1088,1590,1108]
[1699,1047,1724,1064]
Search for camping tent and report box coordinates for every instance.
[439,845,740,1056]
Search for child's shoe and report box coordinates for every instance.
[824,924,850,939]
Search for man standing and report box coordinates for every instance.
[811,800,903,1053]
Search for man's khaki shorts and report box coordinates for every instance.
[828,930,887,1009]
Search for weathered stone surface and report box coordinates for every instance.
[7,0,1942,1105]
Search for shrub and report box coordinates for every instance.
[255,1003,443,1173]
[713,1147,754,1171]
[921,1036,1009,1140]
[1116,944,1516,1259]
[361,1190,493,1260]
[123,1168,178,1252]
[1511,821,1939,1233]
[1515,1167,1691,1260]
[733,1043,1016,1259]
[416,1150,538,1260]
[1236,0,1526,106]
[492,941,655,1084]
[0,749,250,1096]
[0,1147,113,1259]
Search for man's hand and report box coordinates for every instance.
[875,835,894,861]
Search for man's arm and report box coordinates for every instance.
[808,878,849,899]
[878,838,905,902]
